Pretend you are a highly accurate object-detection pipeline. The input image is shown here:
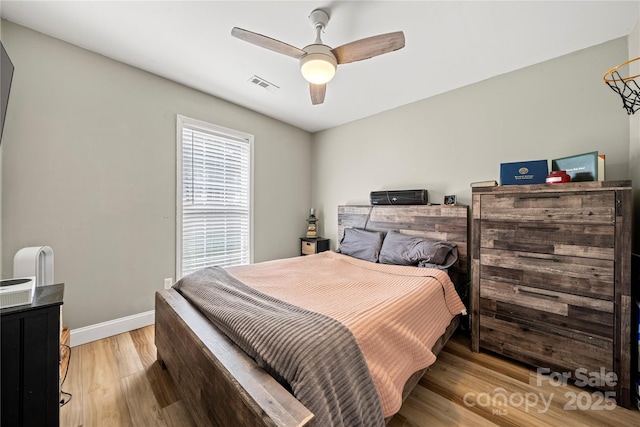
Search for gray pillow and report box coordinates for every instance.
[417,246,459,270]
[338,228,386,262]
[379,231,458,268]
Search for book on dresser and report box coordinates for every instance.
[470,181,634,409]
[470,180,498,188]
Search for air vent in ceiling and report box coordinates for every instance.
[248,75,279,92]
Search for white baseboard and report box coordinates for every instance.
[70,310,155,347]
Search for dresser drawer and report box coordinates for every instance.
[479,280,614,339]
[479,191,615,224]
[479,314,614,383]
[479,248,614,300]
[480,220,615,261]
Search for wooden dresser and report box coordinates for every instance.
[470,181,634,409]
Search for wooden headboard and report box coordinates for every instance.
[337,205,469,287]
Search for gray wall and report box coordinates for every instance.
[311,37,633,248]
[0,18,4,270]
[0,21,313,329]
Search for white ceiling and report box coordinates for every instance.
[1,1,639,133]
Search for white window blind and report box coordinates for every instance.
[177,115,253,278]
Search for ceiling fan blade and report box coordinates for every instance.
[332,31,405,65]
[310,83,326,105]
[231,27,305,59]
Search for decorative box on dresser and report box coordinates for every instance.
[470,181,635,409]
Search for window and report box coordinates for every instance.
[176,115,253,278]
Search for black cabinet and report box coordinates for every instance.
[1,283,64,427]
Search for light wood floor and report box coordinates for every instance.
[61,325,640,426]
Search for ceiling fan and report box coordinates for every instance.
[231,9,405,105]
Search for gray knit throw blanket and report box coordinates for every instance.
[173,266,385,427]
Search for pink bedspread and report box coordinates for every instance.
[227,251,466,417]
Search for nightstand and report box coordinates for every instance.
[300,237,330,255]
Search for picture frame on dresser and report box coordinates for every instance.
[469,181,635,409]
[444,195,457,205]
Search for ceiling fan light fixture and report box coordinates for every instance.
[300,56,336,84]
[232,8,405,105]
[300,47,337,84]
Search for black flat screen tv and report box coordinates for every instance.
[1,41,15,144]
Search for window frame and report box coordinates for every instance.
[176,114,254,279]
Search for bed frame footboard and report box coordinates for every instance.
[398,315,461,402]
[155,289,315,427]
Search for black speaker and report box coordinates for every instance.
[370,189,428,205]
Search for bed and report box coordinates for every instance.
[155,204,469,426]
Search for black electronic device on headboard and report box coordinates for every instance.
[370,189,428,205]
[1,41,15,144]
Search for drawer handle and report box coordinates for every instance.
[518,226,560,232]
[517,195,561,200]
[516,254,560,262]
[515,287,559,299]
